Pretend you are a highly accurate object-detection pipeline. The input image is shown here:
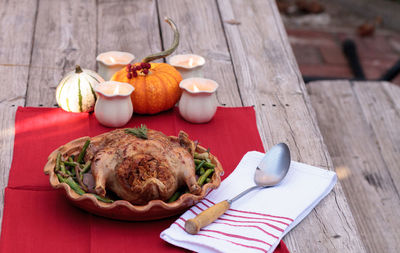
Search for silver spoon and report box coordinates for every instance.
[185,143,291,234]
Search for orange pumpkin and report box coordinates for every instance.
[111,18,182,114]
[112,63,182,114]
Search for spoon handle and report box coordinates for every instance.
[229,185,260,203]
[185,200,230,234]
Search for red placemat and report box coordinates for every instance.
[0,107,289,253]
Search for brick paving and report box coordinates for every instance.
[286,29,400,85]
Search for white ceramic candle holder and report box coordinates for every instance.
[168,54,205,79]
[96,51,135,81]
[94,81,134,127]
[178,77,219,124]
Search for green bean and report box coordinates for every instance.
[66,177,85,195]
[57,173,85,195]
[57,173,114,203]
[63,161,85,178]
[60,162,71,176]
[80,161,91,174]
[63,161,77,167]
[195,160,205,171]
[167,191,181,203]
[57,173,66,183]
[197,169,214,186]
[203,161,215,169]
[195,158,215,170]
[68,157,74,163]
[74,163,88,192]
[55,152,61,172]
[194,152,209,160]
[77,139,90,164]
[206,178,211,183]
[199,167,205,175]
[94,194,114,203]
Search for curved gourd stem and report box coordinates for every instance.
[141,17,179,63]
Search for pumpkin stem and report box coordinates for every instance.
[75,65,83,74]
[141,17,179,63]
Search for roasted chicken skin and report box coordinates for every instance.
[85,128,201,205]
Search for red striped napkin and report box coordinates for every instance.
[161,151,337,253]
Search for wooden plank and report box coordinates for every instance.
[157,0,242,107]
[97,0,162,63]
[0,0,37,65]
[25,0,97,107]
[218,0,329,165]
[353,81,400,194]
[0,0,38,234]
[308,80,400,252]
[218,0,365,252]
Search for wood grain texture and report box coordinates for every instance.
[353,82,400,195]
[0,0,38,234]
[0,0,37,65]
[97,0,162,64]
[157,0,242,107]
[218,0,326,165]
[308,80,400,253]
[218,0,365,252]
[185,200,230,235]
[25,0,97,107]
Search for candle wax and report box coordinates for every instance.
[98,84,132,95]
[175,58,197,67]
[99,54,133,65]
[97,51,134,65]
[169,54,205,69]
[188,82,215,92]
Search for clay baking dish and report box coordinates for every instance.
[44,135,223,221]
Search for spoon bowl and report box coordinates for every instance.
[255,143,291,187]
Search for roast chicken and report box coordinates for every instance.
[84,128,201,205]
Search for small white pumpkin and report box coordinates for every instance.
[56,65,105,113]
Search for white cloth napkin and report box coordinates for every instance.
[160,151,337,253]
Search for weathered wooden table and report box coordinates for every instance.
[0,0,365,252]
[308,80,400,253]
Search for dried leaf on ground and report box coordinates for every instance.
[225,19,241,25]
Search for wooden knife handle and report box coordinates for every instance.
[185,200,230,234]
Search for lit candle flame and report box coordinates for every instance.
[113,84,120,95]
[192,83,200,92]
[188,57,194,67]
